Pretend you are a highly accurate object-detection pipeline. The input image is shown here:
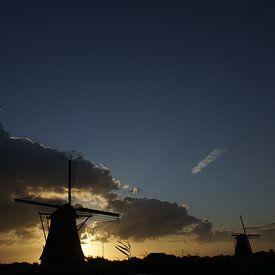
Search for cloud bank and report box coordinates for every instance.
[89,198,233,243]
[96,197,200,241]
[0,123,122,235]
[192,148,227,174]
[0,123,231,246]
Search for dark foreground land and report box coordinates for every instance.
[1,251,275,275]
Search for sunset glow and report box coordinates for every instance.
[1,1,275,271]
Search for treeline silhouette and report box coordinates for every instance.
[0,251,274,275]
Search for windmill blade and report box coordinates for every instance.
[77,207,119,218]
[76,214,118,224]
[240,215,247,235]
[77,215,91,231]
[87,215,119,223]
[39,212,47,242]
[14,198,59,209]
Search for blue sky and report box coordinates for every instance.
[1,0,275,234]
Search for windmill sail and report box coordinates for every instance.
[77,206,119,217]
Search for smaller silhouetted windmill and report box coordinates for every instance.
[14,159,119,269]
[232,215,259,257]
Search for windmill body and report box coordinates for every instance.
[14,159,119,269]
[40,203,84,267]
[234,233,252,257]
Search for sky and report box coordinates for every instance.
[1,0,275,263]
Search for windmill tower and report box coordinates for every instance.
[14,159,119,269]
[232,215,259,257]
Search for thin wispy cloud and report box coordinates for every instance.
[192,148,227,174]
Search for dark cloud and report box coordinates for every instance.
[191,219,231,243]
[89,200,232,243]
[93,197,201,241]
[0,125,119,194]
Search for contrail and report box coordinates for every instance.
[191,148,227,174]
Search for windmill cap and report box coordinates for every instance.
[50,203,78,220]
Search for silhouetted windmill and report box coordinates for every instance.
[232,215,259,257]
[14,159,119,269]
